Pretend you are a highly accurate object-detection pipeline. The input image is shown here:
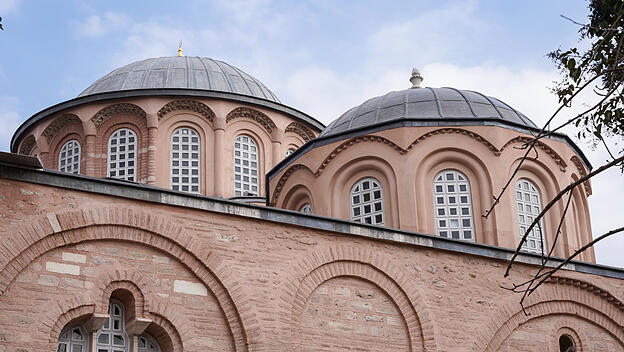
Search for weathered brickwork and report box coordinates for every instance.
[0,178,622,351]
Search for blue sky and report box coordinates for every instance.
[1,0,623,267]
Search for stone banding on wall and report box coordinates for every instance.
[42,114,82,144]
[285,121,316,142]
[91,103,147,129]
[226,107,276,134]
[0,207,253,352]
[157,100,215,123]
[473,277,624,351]
[284,245,438,352]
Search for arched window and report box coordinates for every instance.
[59,139,81,174]
[171,127,200,194]
[234,135,259,196]
[300,203,313,214]
[559,334,576,352]
[350,177,384,225]
[57,325,88,352]
[108,128,137,181]
[433,169,475,241]
[138,333,161,352]
[285,148,296,157]
[516,179,546,253]
[96,300,129,352]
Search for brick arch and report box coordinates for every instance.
[157,99,215,123]
[0,207,254,352]
[47,295,97,345]
[474,277,624,351]
[147,312,184,352]
[226,107,276,134]
[97,277,148,320]
[285,121,315,142]
[18,134,36,155]
[500,136,567,171]
[42,114,83,144]
[549,322,587,352]
[270,164,314,206]
[285,245,438,352]
[91,103,147,129]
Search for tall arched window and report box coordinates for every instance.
[108,128,137,181]
[234,135,259,196]
[171,127,200,194]
[350,177,384,225]
[433,169,475,241]
[59,139,81,174]
[138,333,161,352]
[57,325,88,352]
[96,300,129,352]
[516,179,546,253]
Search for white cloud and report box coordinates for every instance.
[74,12,131,37]
[0,0,20,13]
[0,96,22,152]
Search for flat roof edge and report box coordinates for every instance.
[1,158,621,280]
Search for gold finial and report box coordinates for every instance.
[177,40,184,57]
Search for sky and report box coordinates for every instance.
[0,0,622,267]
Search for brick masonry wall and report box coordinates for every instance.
[0,178,622,351]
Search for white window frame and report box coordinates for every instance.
[96,299,129,352]
[58,139,81,174]
[171,127,201,194]
[57,324,88,352]
[234,135,259,196]
[285,148,296,157]
[107,128,137,181]
[350,177,385,225]
[515,179,546,253]
[138,333,161,352]
[433,169,475,241]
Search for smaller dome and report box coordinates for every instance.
[78,56,281,103]
[320,87,537,137]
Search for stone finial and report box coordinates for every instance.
[410,67,423,88]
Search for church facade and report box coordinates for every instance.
[1,54,623,351]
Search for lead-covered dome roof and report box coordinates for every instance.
[78,56,281,103]
[320,87,537,137]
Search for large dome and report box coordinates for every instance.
[320,87,537,137]
[78,56,281,103]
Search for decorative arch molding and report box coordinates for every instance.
[404,127,500,155]
[97,276,149,319]
[42,114,83,144]
[226,107,276,134]
[147,312,184,352]
[47,296,96,345]
[570,155,592,195]
[0,207,253,352]
[285,121,315,142]
[285,245,438,352]
[18,134,36,155]
[500,136,567,171]
[270,164,314,206]
[157,100,215,122]
[91,103,147,129]
[474,276,624,351]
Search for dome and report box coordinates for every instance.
[78,56,281,103]
[319,87,537,137]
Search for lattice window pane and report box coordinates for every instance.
[108,128,137,182]
[285,148,296,157]
[234,135,259,196]
[58,139,81,174]
[171,127,201,194]
[350,178,385,225]
[300,203,313,214]
[433,169,475,241]
[515,179,546,253]
[138,333,161,352]
[57,325,87,352]
[96,301,128,352]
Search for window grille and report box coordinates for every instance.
[138,333,161,352]
[515,179,546,253]
[171,127,200,193]
[96,300,128,352]
[234,135,259,196]
[59,139,81,174]
[108,128,137,181]
[350,177,384,225]
[57,325,87,352]
[433,169,475,241]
